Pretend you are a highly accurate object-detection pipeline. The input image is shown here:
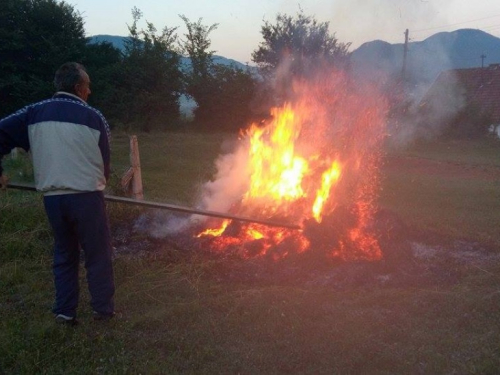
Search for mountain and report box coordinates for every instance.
[351,29,500,94]
[90,30,500,100]
[89,35,129,51]
[88,34,250,71]
[88,34,258,117]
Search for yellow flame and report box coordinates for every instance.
[247,228,264,240]
[245,104,308,204]
[312,160,342,222]
[196,219,230,237]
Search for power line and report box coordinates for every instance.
[412,13,500,33]
[483,24,500,31]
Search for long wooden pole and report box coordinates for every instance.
[6,182,301,230]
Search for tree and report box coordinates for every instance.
[179,15,218,80]
[178,15,219,126]
[252,12,350,79]
[117,7,183,131]
[196,64,258,131]
[0,0,86,117]
[82,41,123,125]
[179,15,258,131]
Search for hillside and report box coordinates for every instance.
[88,34,250,70]
[89,30,500,102]
[88,35,255,116]
[351,29,500,92]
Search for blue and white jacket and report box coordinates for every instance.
[0,92,111,195]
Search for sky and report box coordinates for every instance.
[70,0,500,63]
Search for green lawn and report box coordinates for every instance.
[1,133,500,374]
[380,138,500,247]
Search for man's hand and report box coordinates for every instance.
[0,174,8,190]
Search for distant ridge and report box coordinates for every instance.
[87,34,255,117]
[88,34,129,50]
[88,34,250,71]
[351,29,500,93]
[89,30,500,97]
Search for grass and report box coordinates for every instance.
[1,132,500,374]
[109,132,232,203]
[399,137,500,166]
[381,172,500,245]
[380,137,500,247]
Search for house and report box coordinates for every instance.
[420,64,500,137]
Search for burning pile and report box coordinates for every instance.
[196,70,388,262]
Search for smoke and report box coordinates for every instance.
[385,68,467,148]
[133,211,194,239]
[135,137,252,239]
[197,140,251,213]
[335,0,469,148]
[329,0,444,49]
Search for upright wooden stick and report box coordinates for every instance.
[129,135,143,200]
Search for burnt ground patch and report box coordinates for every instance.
[110,208,498,291]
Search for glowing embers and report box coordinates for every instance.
[198,220,310,259]
[197,73,387,262]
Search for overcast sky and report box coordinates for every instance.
[70,0,500,63]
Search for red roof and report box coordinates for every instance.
[421,64,500,123]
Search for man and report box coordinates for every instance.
[0,62,115,325]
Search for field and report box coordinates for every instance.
[1,132,500,374]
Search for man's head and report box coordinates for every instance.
[54,62,91,102]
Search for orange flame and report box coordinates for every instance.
[197,71,387,262]
[312,160,341,223]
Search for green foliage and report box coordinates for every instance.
[179,15,217,126]
[0,3,260,132]
[179,16,258,131]
[83,41,123,125]
[114,8,182,132]
[179,15,218,79]
[0,0,86,117]
[252,11,351,79]
[191,64,258,131]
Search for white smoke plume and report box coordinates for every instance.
[197,142,251,213]
[385,69,467,149]
[135,137,252,238]
[329,0,444,49]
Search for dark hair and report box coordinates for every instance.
[54,62,87,94]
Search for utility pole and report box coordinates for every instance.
[402,29,409,82]
[480,54,487,85]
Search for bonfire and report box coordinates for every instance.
[196,70,388,261]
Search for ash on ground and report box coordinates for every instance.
[110,209,499,289]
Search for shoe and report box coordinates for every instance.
[55,314,78,326]
[93,311,116,321]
